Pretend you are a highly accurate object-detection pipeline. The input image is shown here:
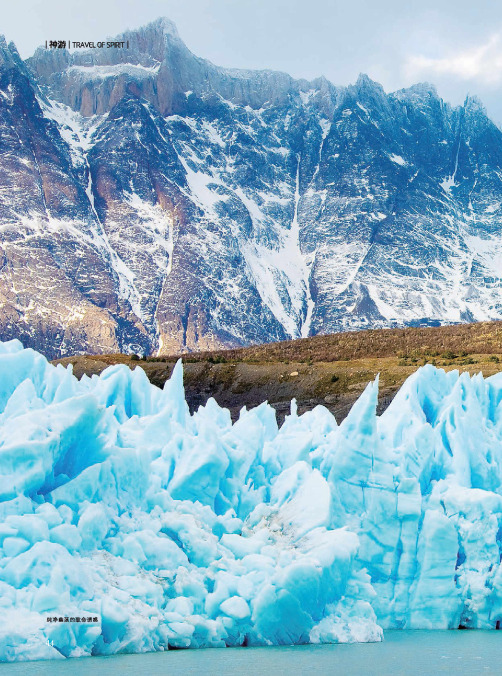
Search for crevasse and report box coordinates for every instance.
[1,340,502,661]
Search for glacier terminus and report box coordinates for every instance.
[1,339,502,660]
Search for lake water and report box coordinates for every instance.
[0,631,500,675]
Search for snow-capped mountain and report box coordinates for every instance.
[1,18,502,357]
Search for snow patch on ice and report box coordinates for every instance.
[441,175,456,192]
[388,153,407,166]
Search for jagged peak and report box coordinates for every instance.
[7,41,20,58]
[461,94,494,130]
[463,94,486,114]
[355,73,383,90]
[92,16,186,68]
[117,16,183,52]
[0,36,18,61]
[148,16,181,39]
[395,81,439,100]
[341,73,388,113]
[0,35,14,70]
[0,36,26,63]
[351,73,387,101]
[0,35,29,73]
[309,74,336,93]
[311,74,330,86]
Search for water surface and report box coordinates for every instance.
[0,631,500,675]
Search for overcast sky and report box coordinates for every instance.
[5,0,502,124]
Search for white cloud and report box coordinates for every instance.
[405,34,502,86]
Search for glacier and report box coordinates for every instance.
[1,340,502,661]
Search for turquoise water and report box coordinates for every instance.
[0,631,500,675]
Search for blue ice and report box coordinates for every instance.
[1,339,502,661]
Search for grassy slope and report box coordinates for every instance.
[53,320,502,424]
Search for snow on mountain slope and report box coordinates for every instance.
[0,21,501,356]
[2,340,502,660]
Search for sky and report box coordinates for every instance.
[4,0,502,124]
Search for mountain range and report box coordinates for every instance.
[1,17,502,358]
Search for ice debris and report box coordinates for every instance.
[1,340,502,660]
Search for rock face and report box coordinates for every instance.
[1,19,502,357]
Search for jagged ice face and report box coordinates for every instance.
[1,339,502,659]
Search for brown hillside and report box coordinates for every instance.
[53,321,502,425]
[167,320,502,363]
